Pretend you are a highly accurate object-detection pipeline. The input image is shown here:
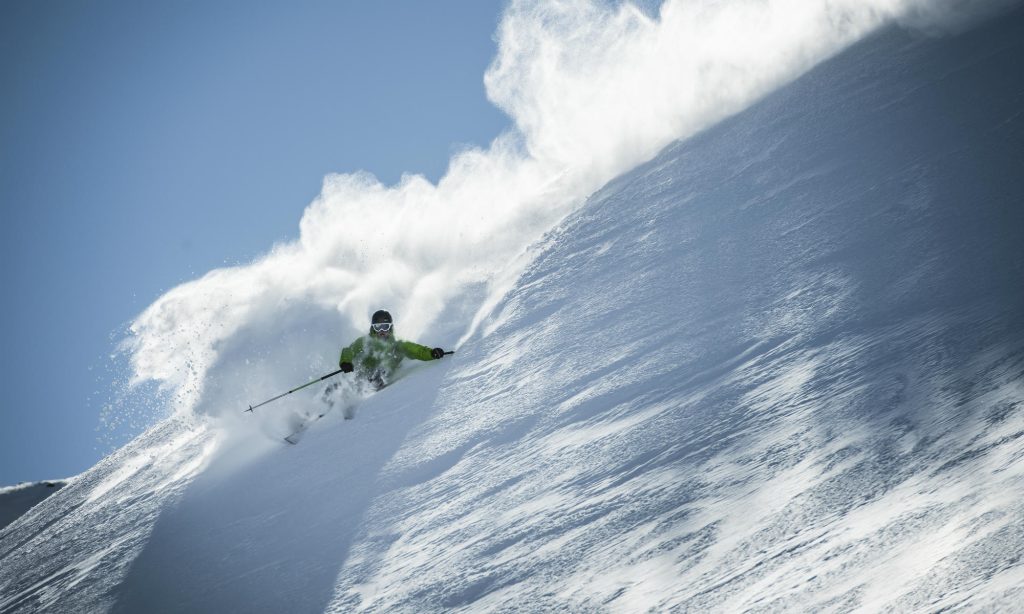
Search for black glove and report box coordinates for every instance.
[431,347,445,359]
[340,361,354,373]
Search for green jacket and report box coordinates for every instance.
[339,330,436,374]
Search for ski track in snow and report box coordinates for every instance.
[2,6,1024,614]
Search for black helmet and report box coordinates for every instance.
[370,309,394,337]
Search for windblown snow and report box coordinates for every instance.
[3,1,1024,612]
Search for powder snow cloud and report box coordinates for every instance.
[123,0,1016,419]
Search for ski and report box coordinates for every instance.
[283,412,326,445]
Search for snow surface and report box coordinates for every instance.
[3,4,1024,613]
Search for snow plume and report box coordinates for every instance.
[124,0,1010,421]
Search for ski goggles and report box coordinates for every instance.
[371,322,393,333]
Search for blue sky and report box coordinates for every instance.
[0,0,509,484]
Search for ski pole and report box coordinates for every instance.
[244,368,345,413]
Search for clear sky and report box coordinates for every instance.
[0,0,509,484]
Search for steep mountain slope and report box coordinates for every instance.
[315,11,1024,612]
[2,6,1024,614]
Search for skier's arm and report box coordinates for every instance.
[339,337,364,367]
[398,340,439,361]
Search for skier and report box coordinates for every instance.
[337,309,447,390]
[246,310,448,436]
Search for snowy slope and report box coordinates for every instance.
[319,13,1024,611]
[3,5,1024,614]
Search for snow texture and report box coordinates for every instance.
[3,3,1024,613]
